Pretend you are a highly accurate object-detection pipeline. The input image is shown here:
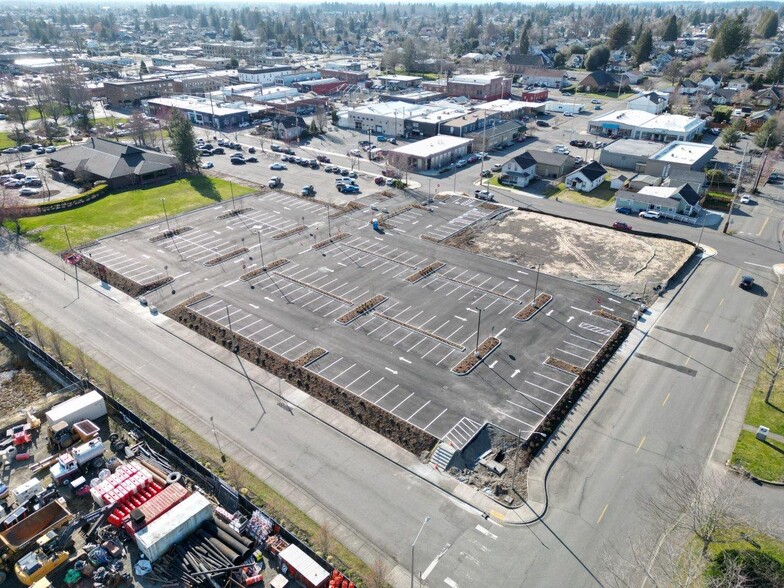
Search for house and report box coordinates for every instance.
[271,115,306,140]
[49,138,179,189]
[710,88,739,106]
[564,161,607,192]
[578,71,628,93]
[678,79,700,96]
[526,149,576,179]
[698,75,722,92]
[754,86,782,110]
[500,152,537,187]
[614,183,703,216]
[513,67,568,89]
[726,78,750,92]
[505,52,553,72]
[627,91,669,114]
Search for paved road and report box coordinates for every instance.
[1,177,782,586]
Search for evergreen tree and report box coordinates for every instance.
[138,60,148,78]
[608,20,631,50]
[633,29,653,66]
[755,118,781,149]
[168,110,199,172]
[710,16,751,60]
[757,10,779,39]
[662,15,678,42]
[231,21,243,41]
[768,54,784,83]
[584,45,610,71]
[518,26,530,55]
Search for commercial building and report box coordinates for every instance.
[202,42,279,66]
[171,71,238,95]
[467,120,522,152]
[388,135,472,171]
[145,96,249,129]
[588,111,705,142]
[318,68,369,84]
[645,141,717,176]
[294,78,349,95]
[238,65,295,85]
[599,139,664,171]
[377,75,423,90]
[342,101,433,137]
[423,74,512,101]
[50,138,178,189]
[513,68,568,89]
[475,99,544,120]
[104,78,175,108]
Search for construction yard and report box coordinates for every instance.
[63,187,655,464]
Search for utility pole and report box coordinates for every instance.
[63,226,79,299]
[724,142,747,233]
[410,517,430,588]
[474,306,482,356]
[326,204,332,237]
[751,133,772,193]
[533,263,541,303]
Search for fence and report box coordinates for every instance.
[0,318,334,578]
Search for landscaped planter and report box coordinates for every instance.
[272,225,308,240]
[240,258,290,281]
[544,356,582,376]
[451,337,500,375]
[204,247,249,266]
[149,226,193,243]
[336,295,387,325]
[312,232,350,250]
[293,347,328,367]
[217,208,253,220]
[405,261,446,283]
[71,254,173,298]
[514,293,553,321]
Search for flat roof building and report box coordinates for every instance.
[599,139,664,171]
[388,135,472,172]
[145,96,249,130]
[589,111,705,142]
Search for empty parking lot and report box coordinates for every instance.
[76,189,637,449]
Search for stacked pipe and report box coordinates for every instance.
[147,517,256,587]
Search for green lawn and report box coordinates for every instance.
[741,370,784,437]
[572,90,635,100]
[17,176,254,252]
[731,431,784,482]
[704,526,784,585]
[549,181,615,208]
[0,132,15,150]
[93,116,124,127]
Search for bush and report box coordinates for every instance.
[706,169,725,183]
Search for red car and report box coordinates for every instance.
[374,176,385,185]
[612,222,632,232]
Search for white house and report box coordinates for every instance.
[627,91,670,114]
[501,152,537,187]
[698,75,722,92]
[564,161,607,193]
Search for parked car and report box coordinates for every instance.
[374,176,385,185]
[23,161,36,169]
[474,189,495,201]
[594,105,602,110]
[268,176,282,188]
[337,184,360,194]
[301,185,316,197]
[212,147,225,154]
[349,171,358,178]
[456,159,468,168]
[467,155,479,164]
[639,210,661,219]
[591,99,601,104]
[563,112,573,117]
[316,155,331,163]
[612,222,632,232]
[385,178,395,186]
[248,147,256,154]
[35,147,46,155]
[739,275,754,290]
[230,158,246,165]
[245,156,258,163]
[481,170,492,178]
[739,194,751,204]
[615,207,632,215]
[201,161,214,169]
[536,120,550,128]
[270,163,286,170]
[19,187,40,196]
[491,163,503,172]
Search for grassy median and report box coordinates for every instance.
[16,176,254,252]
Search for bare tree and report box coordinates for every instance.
[29,320,47,347]
[743,293,784,405]
[0,295,17,324]
[72,348,89,378]
[8,99,29,135]
[48,331,67,364]
[313,522,335,557]
[364,558,393,588]
[314,106,328,133]
[127,111,157,147]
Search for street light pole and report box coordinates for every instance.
[257,231,265,269]
[410,516,430,588]
[210,416,225,462]
[326,204,332,237]
[160,198,171,232]
[533,263,541,303]
[475,306,482,356]
[63,226,79,299]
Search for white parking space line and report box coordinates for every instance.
[408,401,431,420]
[389,393,415,413]
[360,377,385,397]
[524,380,563,396]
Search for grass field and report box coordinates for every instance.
[704,526,784,585]
[17,176,254,252]
[549,181,615,208]
[730,362,784,481]
[0,132,15,150]
[569,89,636,100]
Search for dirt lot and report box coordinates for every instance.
[445,210,695,300]
[0,336,60,428]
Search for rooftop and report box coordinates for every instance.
[649,141,715,164]
[602,139,665,157]
[638,114,704,133]
[147,96,248,117]
[589,109,657,127]
[378,75,423,83]
[390,135,472,158]
[349,101,434,119]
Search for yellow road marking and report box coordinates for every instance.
[757,216,770,237]
[719,298,724,307]
[662,392,670,406]
[489,510,506,522]
[636,436,646,454]
[730,269,741,287]
[684,356,691,366]
[596,503,609,525]
[703,322,710,333]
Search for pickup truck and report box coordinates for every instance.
[474,189,495,201]
[269,176,283,189]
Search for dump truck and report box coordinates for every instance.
[0,499,73,584]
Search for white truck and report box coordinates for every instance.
[545,101,585,114]
[48,438,105,486]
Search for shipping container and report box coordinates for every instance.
[279,544,329,588]
[123,483,189,536]
[135,493,212,562]
[45,391,107,427]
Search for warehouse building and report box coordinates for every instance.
[599,139,663,171]
[145,96,249,129]
[388,135,472,171]
[588,111,705,142]
[645,141,717,176]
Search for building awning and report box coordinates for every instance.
[602,123,620,130]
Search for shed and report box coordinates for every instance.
[279,544,329,588]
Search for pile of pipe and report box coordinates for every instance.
[146,517,255,587]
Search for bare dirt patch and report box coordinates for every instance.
[444,210,694,300]
[451,337,500,375]
[204,247,249,267]
[0,337,60,428]
[514,293,552,321]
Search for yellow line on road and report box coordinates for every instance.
[730,269,741,287]
[703,322,710,333]
[596,503,609,525]
[636,436,646,454]
[719,298,724,307]
[757,216,770,237]
[684,356,691,366]
[662,392,670,406]
[490,510,506,522]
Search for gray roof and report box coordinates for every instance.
[527,149,575,168]
[51,138,176,180]
[602,139,662,157]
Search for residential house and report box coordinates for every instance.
[564,162,607,192]
[678,79,700,96]
[513,68,568,89]
[505,52,553,73]
[698,75,722,92]
[526,149,576,179]
[500,152,537,187]
[710,88,739,106]
[614,183,703,216]
[726,78,750,92]
[628,91,669,114]
[610,174,629,190]
[49,138,179,189]
[578,71,628,93]
[754,86,782,110]
[271,115,306,140]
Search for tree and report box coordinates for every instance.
[553,51,566,68]
[231,21,244,41]
[710,16,751,60]
[138,60,148,77]
[584,45,610,71]
[401,38,417,73]
[608,20,631,50]
[712,105,733,124]
[662,15,679,42]
[721,125,742,148]
[168,109,199,171]
[768,54,784,83]
[757,10,779,39]
[633,29,653,67]
[662,59,684,84]
[754,117,782,149]
[518,26,530,56]
[128,111,156,147]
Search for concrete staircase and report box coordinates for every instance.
[429,442,457,471]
